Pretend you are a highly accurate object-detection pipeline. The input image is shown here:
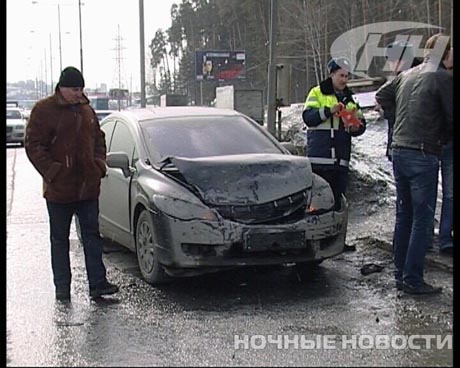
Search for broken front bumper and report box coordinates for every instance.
[153,197,348,276]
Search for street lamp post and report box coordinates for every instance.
[78,0,83,73]
[31,1,62,72]
[32,1,83,74]
[266,0,278,136]
[139,0,146,107]
[58,4,62,71]
[49,34,54,91]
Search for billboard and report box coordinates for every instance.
[195,50,246,81]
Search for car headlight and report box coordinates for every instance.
[305,174,335,214]
[152,194,219,221]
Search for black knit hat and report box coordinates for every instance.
[58,66,85,88]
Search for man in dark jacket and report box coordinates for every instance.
[25,66,119,302]
[375,34,452,295]
[382,41,423,161]
[302,57,366,252]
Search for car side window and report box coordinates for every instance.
[101,120,116,150]
[109,120,136,165]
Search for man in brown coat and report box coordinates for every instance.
[25,66,119,302]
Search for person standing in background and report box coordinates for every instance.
[437,46,453,255]
[376,33,453,294]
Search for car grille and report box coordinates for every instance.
[213,189,309,224]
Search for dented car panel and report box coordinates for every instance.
[98,106,348,282]
[170,154,313,205]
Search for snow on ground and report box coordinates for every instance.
[277,103,443,222]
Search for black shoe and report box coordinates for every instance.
[395,280,403,291]
[343,243,356,252]
[439,247,453,256]
[89,280,119,298]
[55,288,71,302]
[402,282,442,295]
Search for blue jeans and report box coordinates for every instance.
[46,200,107,290]
[392,148,439,287]
[439,142,453,249]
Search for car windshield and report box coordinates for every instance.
[6,110,22,119]
[141,115,282,163]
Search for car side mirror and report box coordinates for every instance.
[106,152,133,177]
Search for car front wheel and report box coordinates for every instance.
[136,210,169,284]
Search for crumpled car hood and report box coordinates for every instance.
[170,153,312,205]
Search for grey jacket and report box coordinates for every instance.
[375,60,452,156]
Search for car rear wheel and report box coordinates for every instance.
[136,210,169,284]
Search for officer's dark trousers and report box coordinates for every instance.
[311,165,348,211]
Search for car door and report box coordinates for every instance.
[99,118,137,247]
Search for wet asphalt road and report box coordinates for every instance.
[6,145,453,367]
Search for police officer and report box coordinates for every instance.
[302,57,366,252]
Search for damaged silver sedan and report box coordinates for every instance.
[98,107,348,284]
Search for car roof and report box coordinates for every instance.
[105,106,242,123]
[96,109,116,113]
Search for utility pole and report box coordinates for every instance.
[139,0,146,107]
[58,4,62,71]
[130,74,133,106]
[117,25,122,110]
[266,0,278,136]
[49,34,53,91]
[39,61,43,98]
[438,0,442,27]
[112,25,126,110]
[35,78,38,100]
[426,0,431,25]
[78,0,83,73]
[44,49,48,95]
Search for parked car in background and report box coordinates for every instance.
[95,106,348,284]
[6,108,27,146]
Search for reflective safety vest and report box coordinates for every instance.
[303,80,365,168]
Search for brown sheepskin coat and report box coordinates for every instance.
[25,90,107,203]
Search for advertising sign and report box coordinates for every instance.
[195,50,246,81]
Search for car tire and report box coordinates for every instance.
[135,210,170,285]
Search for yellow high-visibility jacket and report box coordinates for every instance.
[302,77,366,169]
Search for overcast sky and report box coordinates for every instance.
[7,0,178,91]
